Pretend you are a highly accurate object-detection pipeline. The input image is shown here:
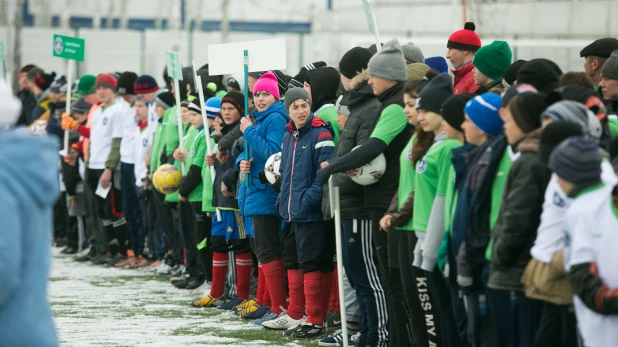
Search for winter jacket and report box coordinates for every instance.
[452,62,479,95]
[365,82,413,210]
[464,136,509,282]
[488,130,551,291]
[278,115,335,222]
[0,130,59,347]
[213,119,241,210]
[29,90,52,125]
[473,79,504,96]
[236,101,290,216]
[16,89,37,127]
[322,71,381,220]
[217,114,256,153]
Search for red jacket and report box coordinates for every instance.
[452,62,479,94]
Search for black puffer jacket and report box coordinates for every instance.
[322,71,381,220]
[488,130,551,291]
[213,119,241,209]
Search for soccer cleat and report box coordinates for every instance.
[114,257,136,268]
[283,316,306,337]
[217,297,246,311]
[185,278,206,290]
[319,330,355,347]
[190,280,212,295]
[250,312,277,326]
[289,323,326,339]
[170,275,187,285]
[128,256,150,269]
[191,295,225,308]
[237,303,259,317]
[243,304,270,320]
[262,312,303,330]
[234,298,257,312]
[325,311,342,330]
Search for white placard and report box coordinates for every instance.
[207,38,287,75]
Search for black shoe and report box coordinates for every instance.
[185,278,205,290]
[75,251,95,262]
[61,247,78,255]
[325,310,341,330]
[91,254,110,265]
[105,254,126,267]
[289,323,325,339]
[174,279,191,289]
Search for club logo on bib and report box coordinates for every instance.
[190,147,195,157]
[102,117,108,125]
[142,138,148,147]
[174,116,179,125]
[407,148,413,160]
[417,157,427,173]
[552,191,565,208]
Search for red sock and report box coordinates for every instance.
[235,252,253,300]
[329,268,340,313]
[321,270,334,318]
[256,264,265,305]
[262,259,286,314]
[209,252,229,298]
[263,277,271,307]
[304,271,324,326]
[287,269,305,320]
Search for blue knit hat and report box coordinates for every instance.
[134,75,159,94]
[205,97,222,120]
[424,56,449,74]
[464,93,503,136]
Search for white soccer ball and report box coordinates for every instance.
[264,152,282,184]
[347,146,386,186]
[31,120,48,136]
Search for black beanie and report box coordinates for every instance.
[339,47,374,79]
[154,91,175,110]
[27,68,57,90]
[221,91,245,116]
[509,93,548,133]
[417,73,454,114]
[517,59,562,94]
[441,93,473,132]
[289,62,328,89]
[503,59,527,87]
[539,120,584,164]
[117,71,138,95]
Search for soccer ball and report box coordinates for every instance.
[264,152,282,184]
[31,120,48,136]
[347,146,386,186]
[153,164,182,194]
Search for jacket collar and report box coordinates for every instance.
[452,61,474,78]
[568,179,603,199]
[253,101,286,121]
[286,114,328,139]
[378,81,404,107]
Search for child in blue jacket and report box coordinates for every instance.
[276,88,335,338]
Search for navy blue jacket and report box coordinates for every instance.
[278,115,335,222]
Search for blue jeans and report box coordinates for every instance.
[120,162,145,256]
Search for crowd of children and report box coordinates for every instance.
[12,23,618,347]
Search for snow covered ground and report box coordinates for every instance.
[49,249,312,347]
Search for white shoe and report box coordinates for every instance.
[262,312,303,330]
[190,281,212,295]
[154,263,172,275]
[76,247,91,257]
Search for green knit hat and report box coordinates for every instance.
[77,74,96,95]
[472,41,513,80]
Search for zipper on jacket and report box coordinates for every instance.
[287,139,297,222]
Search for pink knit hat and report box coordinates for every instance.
[252,71,280,100]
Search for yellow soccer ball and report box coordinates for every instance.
[153,164,182,194]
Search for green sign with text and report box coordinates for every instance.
[166,50,183,80]
[53,34,85,62]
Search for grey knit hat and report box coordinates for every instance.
[401,42,425,64]
[284,87,312,113]
[549,137,602,184]
[601,50,618,80]
[540,100,602,143]
[335,95,350,117]
[367,38,407,82]
[71,97,92,114]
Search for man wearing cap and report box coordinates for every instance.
[86,73,130,266]
[446,22,482,94]
[580,38,618,88]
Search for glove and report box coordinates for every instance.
[61,114,78,130]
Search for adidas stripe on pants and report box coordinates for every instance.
[341,219,389,347]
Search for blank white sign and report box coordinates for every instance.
[207,38,287,76]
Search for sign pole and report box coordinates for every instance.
[192,61,221,221]
[173,78,185,174]
[63,59,73,153]
[243,49,250,187]
[165,50,185,174]
[329,178,348,347]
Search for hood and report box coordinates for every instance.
[518,128,542,153]
[305,67,341,112]
[285,115,330,136]
[253,100,290,123]
[452,61,474,78]
[0,130,60,207]
[346,70,376,108]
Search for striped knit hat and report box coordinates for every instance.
[205,97,222,120]
[154,91,175,110]
[549,137,602,184]
[541,100,602,142]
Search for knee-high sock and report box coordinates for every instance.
[321,270,334,319]
[287,269,305,320]
[304,271,324,326]
[262,259,286,314]
[257,264,265,305]
[329,267,340,313]
[209,252,229,298]
[235,252,253,300]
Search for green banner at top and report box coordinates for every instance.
[53,34,85,62]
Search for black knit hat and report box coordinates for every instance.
[339,47,374,79]
[117,71,138,95]
[417,73,454,114]
[517,59,562,94]
[154,91,175,110]
[501,83,538,108]
[508,93,547,133]
[549,137,602,184]
[221,91,245,116]
[289,62,328,89]
[503,59,527,87]
[441,93,473,132]
[27,68,57,90]
[539,121,584,164]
